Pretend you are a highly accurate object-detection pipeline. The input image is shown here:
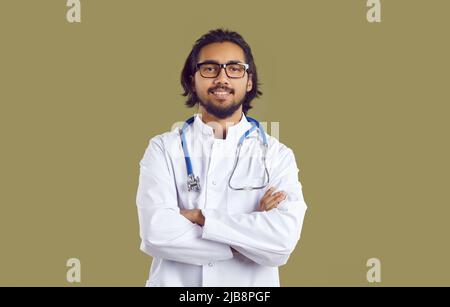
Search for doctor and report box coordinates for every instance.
[136,28,308,287]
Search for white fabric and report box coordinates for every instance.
[136,113,307,287]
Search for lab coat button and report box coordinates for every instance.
[212,180,217,185]
[208,262,214,267]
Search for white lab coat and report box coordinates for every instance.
[136,113,307,287]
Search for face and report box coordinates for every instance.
[192,42,253,119]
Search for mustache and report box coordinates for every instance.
[208,86,234,94]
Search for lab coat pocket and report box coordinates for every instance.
[226,177,264,214]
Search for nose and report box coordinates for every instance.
[213,67,230,85]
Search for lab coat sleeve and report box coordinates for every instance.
[136,136,233,266]
[201,147,307,267]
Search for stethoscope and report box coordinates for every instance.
[179,116,270,192]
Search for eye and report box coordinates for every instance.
[202,64,218,72]
[228,64,244,72]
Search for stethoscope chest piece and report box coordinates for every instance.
[187,173,201,192]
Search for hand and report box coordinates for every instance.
[180,209,205,226]
[258,187,287,212]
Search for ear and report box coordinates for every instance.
[246,73,253,92]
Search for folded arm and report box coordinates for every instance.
[136,137,233,266]
[200,147,308,267]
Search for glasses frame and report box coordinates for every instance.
[195,61,250,79]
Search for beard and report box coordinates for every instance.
[198,94,244,119]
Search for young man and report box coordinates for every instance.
[136,29,308,287]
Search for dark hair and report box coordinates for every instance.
[181,29,262,115]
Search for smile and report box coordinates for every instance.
[210,91,232,99]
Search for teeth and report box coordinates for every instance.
[212,91,229,95]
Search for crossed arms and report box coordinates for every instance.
[136,137,307,267]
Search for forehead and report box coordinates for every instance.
[197,42,246,63]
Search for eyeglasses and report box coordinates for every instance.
[196,62,250,79]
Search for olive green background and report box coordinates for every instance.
[1,0,449,286]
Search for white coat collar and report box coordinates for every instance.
[193,112,253,141]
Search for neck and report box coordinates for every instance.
[199,106,243,139]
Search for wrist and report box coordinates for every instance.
[196,209,205,226]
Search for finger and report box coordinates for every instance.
[264,197,283,211]
[262,187,275,200]
[265,191,286,205]
[277,193,287,203]
[264,202,278,211]
[259,187,275,208]
[263,193,287,211]
[259,191,283,211]
[259,196,276,211]
[261,194,284,210]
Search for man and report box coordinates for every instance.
[136,29,308,287]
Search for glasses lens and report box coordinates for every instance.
[226,64,246,78]
[199,63,220,78]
